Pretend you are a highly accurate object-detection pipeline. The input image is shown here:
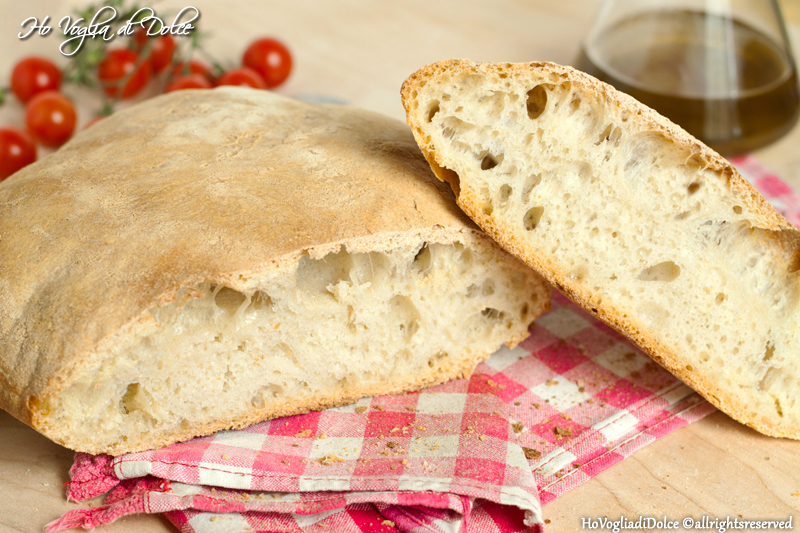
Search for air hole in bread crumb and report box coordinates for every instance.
[481,280,495,296]
[120,383,140,414]
[215,287,247,313]
[251,291,273,310]
[526,85,549,119]
[251,395,265,409]
[578,162,593,180]
[428,351,447,368]
[687,182,701,195]
[764,341,775,361]
[499,184,513,205]
[412,243,432,273]
[521,173,542,202]
[523,206,545,230]
[427,101,440,122]
[481,308,504,321]
[638,261,681,282]
[733,205,742,214]
[481,153,503,170]
[478,187,494,215]
[715,292,727,305]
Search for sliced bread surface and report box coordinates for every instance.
[0,87,550,455]
[402,60,800,439]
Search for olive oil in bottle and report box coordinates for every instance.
[575,9,800,155]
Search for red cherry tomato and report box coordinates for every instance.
[97,49,152,98]
[25,91,77,148]
[10,56,63,103]
[216,67,267,89]
[242,37,292,88]
[168,60,214,81]
[166,74,214,92]
[0,127,37,181]
[133,30,175,74]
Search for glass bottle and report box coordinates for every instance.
[575,0,800,155]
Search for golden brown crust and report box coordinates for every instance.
[0,87,549,453]
[402,60,800,439]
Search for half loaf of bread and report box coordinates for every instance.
[0,87,550,455]
[402,60,800,439]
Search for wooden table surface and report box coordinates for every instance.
[1,1,799,531]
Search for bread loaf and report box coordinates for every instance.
[0,87,550,455]
[402,60,800,439]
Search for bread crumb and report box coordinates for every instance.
[356,406,368,414]
[221,454,231,460]
[546,379,558,386]
[554,426,573,437]
[386,441,396,449]
[405,406,416,411]
[319,433,327,439]
[512,422,524,433]
[318,454,344,465]
[294,430,311,438]
[382,520,395,527]
[523,447,542,459]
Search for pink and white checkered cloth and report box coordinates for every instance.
[48,156,789,533]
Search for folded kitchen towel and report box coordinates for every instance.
[48,155,790,533]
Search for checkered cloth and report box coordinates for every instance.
[48,156,789,533]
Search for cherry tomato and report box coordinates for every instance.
[133,30,175,74]
[0,127,37,181]
[97,49,152,98]
[166,73,214,93]
[216,67,267,89]
[10,56,62,103]
[242,37,292,88]
[168,60,214,81]
[25,91,77,148]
